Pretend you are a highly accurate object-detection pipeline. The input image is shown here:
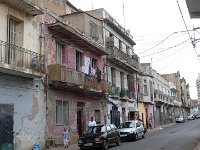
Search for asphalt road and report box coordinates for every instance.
[109,119,200,150]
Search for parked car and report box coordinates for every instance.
[195,114,200,119]
[175,114,185,123]
[118,120,145,141]
[78,124,121,150]
[187,114,195,120]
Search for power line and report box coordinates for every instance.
[152,42,191,63]
[135,31,187,42]
[176,0,200,63]
[137,29,196,55]
[140,39,190,57]
[158,46,187,72]
[135,32,188,49]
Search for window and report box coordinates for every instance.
[95,110,101,124]
[144,85,148,95]
[143,80,148,95]
[56,43,63,64]
[91,58,97,69]
[114,36,119,49]
[120,42,126,53]
[8,19,17,64]
[127,46,133,57]
[105,30,111,38]
[76,51,82,71]
[56,100,69,125]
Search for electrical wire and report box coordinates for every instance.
[176,0,200,63]
[140,39,190,57]
[137,29,195,55]
[135,32,188,50]
[152,42,191,63]
[158,45,187,72]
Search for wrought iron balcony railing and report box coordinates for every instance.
[0,40,45,73]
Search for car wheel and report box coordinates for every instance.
[142,132,145,139]
[116,138,121,146]
[134,133,138,141]
[102,140,108,150]
[79,147,84,150]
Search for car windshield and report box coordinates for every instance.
[86,125,106,134]
[178,114,183,118]
[119,122,135,129]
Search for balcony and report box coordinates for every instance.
[1,0,43,16]
[48,64,111,95]
[111,86,121,97]
[0,40,45,78]
[120,89,129,99]
[106,40,139,73]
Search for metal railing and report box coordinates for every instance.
[0,40,45,72]
[106,38,139,70]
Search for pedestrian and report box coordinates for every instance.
[88,117,97,127]
[63,127,69,148]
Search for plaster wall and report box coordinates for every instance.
[0,73,46,150]
[0,3,41,53]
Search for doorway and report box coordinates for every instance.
[0,104,14,150]
[77,102,84,137]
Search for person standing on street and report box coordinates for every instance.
[63,127,69,148]
[88,117,97,127]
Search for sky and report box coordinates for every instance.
[71,0,200,99]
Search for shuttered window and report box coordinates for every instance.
[56,43,63,64]
[56,100,69,125]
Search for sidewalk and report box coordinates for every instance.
[47,144,79,150]
[147,123,176,133]
[48,123,176,150]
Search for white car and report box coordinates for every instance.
[118,120,145,141]
[175,114,185,123]
[187,114,195,120]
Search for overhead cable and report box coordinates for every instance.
[140,39,190,57]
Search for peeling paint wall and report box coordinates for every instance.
[0,73,46,150]
[0,2,41,53]
[47,89,105,143]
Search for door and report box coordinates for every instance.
[110,110,120,128]
[0,104,14,150]
[77,102,84,137]
[155,106,161,126]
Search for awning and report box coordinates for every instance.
[108,97,121,106]
[121,100,138,112]
[129,107,139,112]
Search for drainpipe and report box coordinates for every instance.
[39,21,49,142]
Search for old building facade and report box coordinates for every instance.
[139,63,154,128]
[40,1,110,146]
[0,0,46,150]
[85,8,140,126]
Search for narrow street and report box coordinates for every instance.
[110,119,200,150]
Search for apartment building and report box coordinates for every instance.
[153,70,172,126]
[38,1,111,146]
[85,8,140,127]
[180,78,191,117]
[196,74,200,101]
[0,0,45,150]
[139,63,154,128]
[162,72,182,116]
